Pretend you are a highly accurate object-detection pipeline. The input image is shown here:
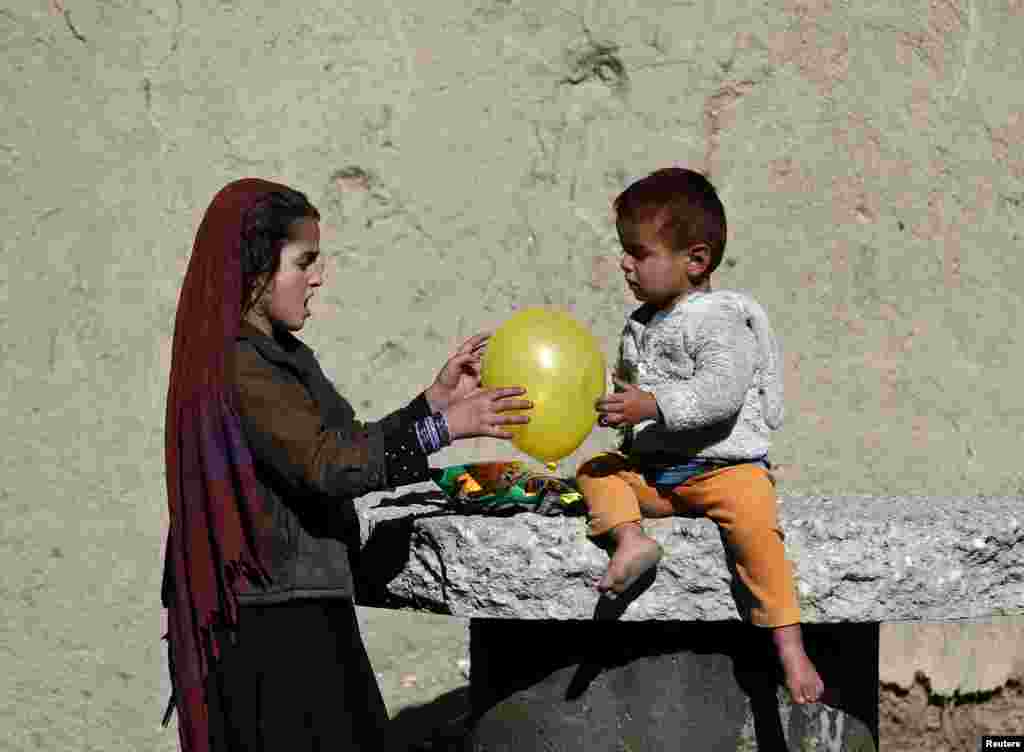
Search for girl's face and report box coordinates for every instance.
[247,218,324,335]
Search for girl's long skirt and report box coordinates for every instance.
[205,598,391,751]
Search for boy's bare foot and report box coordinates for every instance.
[597,522,663,599]
[772,624,824,704]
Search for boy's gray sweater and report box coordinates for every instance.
[615,288,784,465]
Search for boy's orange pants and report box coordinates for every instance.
[575,452,801,629]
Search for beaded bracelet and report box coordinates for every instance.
[414,412,452,454]
[432,412,451,447]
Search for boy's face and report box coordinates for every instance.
[617,213,710,310]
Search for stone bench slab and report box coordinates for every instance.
[355,486,1024,622]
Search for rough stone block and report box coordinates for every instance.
[356,487,1024,623]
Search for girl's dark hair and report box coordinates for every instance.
[239,187,320,320]
[613,168,727,275]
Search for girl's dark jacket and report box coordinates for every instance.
[161,320,434,610]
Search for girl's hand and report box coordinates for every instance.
[595,377,659,427]
[426,332,490,413]
[444,387,532,442]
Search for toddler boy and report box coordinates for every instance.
[578,167,823,704]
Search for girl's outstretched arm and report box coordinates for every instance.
[233,344,432,500]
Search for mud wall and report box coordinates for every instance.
[2,1,1022,750]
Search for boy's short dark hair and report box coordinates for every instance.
[613,167,727,275]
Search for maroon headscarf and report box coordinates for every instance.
[161,179,288,752]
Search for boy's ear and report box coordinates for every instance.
[685,244,712,277]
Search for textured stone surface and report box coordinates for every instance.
[357,486,1024,622]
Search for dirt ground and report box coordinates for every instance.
[357,607,473,749]
[880,676,1024,752]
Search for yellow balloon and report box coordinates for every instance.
[481,307,607,463]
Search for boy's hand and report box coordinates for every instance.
[596,377,659,427]
[426,332,490,413]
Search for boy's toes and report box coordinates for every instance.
[595,537,662,599]
[783,656,824,705]
[790,674,825,705]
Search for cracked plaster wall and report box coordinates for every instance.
[1,1,1023,750]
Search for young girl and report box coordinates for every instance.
[161,178,532,752]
